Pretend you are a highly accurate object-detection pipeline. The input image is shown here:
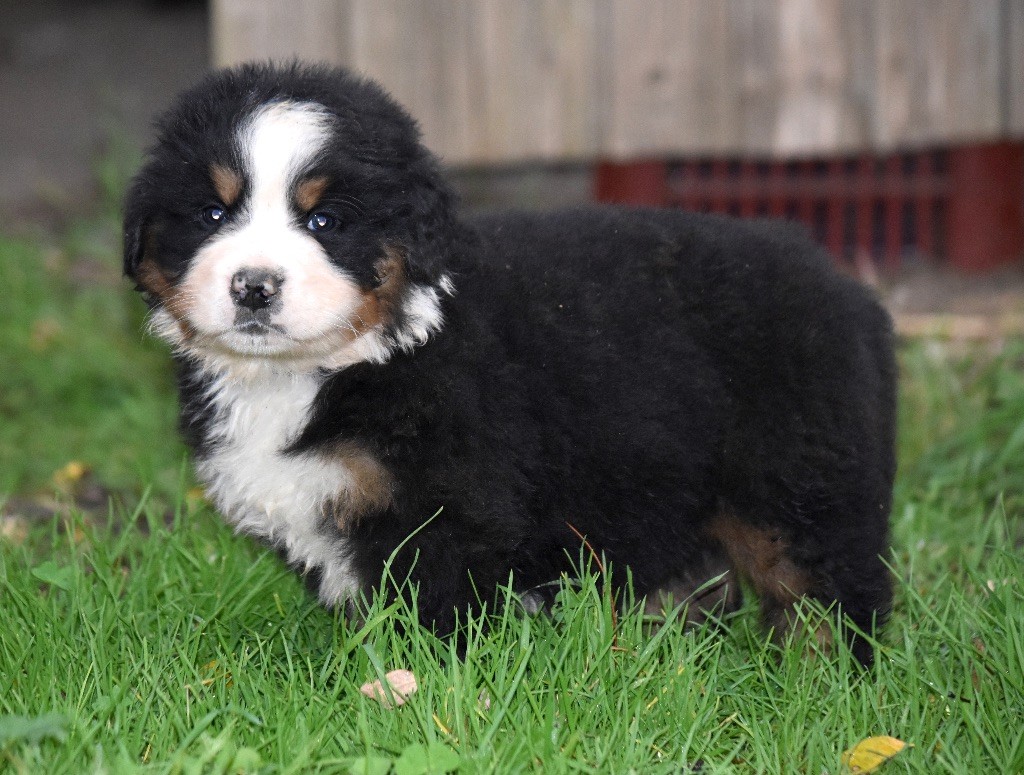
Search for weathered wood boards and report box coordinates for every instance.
[211,0,1022,165]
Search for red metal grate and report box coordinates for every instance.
[594,142,1024,272]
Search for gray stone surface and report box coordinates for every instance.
[0,0,208,219]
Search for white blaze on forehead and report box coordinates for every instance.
[240,101,331,216]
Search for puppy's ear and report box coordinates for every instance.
[400,157,458,285]
[121,176,161,280]
[123,222,145,280]
[122,182,150,280]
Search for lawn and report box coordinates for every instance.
[1,206,1023,774]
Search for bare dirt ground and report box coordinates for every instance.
[880,263,1024,340]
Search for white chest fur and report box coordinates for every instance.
[195,370,359,606]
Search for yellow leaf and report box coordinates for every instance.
[841,736,909,773]
[52,461,88,491]
[191,659,233,689]
[183,487,208,515]
[360,669,418,708]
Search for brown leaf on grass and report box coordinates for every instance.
[360,669,418,708]
[48,461,113,514]
[841,736,909,773]
[1,514,29,546]
[200,659,233,688]
[185,659,233,694]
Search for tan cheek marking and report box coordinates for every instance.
[211,164,243,206]
[327,443,395,528]
[349,244,408,335]
[295,175,329,212]
[136,256,195,339]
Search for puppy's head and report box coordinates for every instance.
[124,63,456,374]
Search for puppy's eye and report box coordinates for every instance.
[306,212,339,233]
[200,205,225,226]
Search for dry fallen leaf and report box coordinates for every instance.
[185,659,234,693]
[360,669,418,708]
[200,659,233,688]
[1,515,29,546]
[841,736,909,773]
[52,461,89,492]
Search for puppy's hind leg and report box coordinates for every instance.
[643,544,743,627]
[706,512,816,641]
[708,509,890,665]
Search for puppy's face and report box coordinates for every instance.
[125,67,454,375]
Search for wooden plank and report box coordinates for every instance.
[1009,0,1024,135]
[875,0,1001,148]
[604,1,741,158]
[733,0,783,155]
[836,0,879,152]
[946,0,1002,140]
[473,0,602,163]
[768,0,868,156]
[210,0,1013,164]
[346,0,479,164]
[211,0,348,69]
[604,0,876,158]
[347,0,601,164]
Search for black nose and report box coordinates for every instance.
[230,269,282,310]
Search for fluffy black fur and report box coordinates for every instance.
[125,63,897,664]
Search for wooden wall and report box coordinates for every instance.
[211,0,1024,165]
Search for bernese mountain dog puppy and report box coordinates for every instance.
[124,63,896,664]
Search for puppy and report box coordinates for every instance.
[124,63,896,664]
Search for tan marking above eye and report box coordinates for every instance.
[210,164,243,206]
[295,175,330,212]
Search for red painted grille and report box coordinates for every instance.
[595,142,1024,272]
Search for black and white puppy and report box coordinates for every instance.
[124,63,897,663]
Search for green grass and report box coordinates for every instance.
[2,215,1024,773]
[0,229,182,498]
